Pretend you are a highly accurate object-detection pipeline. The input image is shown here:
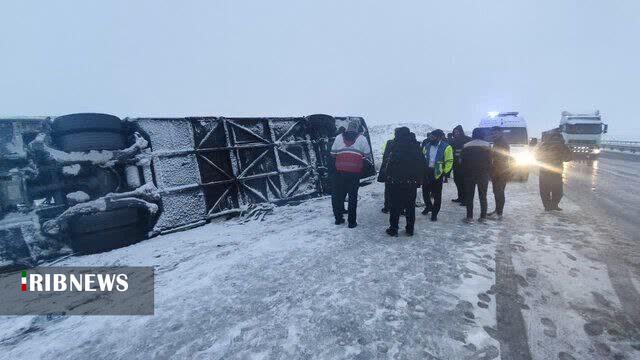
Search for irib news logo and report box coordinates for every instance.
[2,267,153,315]
[21,270,129,292]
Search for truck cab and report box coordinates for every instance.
[478,112,533,181]
[559,110,608,159]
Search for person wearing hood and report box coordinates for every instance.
[378,128,400,213]
[330,120,372,228]
[420,129,453,221]
[384,127,427,236]
[451,125,471,204]
[535,132,572,211]
[488,127,511,220]
[461,128,492,223]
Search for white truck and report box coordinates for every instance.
[478,112,534,181]
[559,110,608,159]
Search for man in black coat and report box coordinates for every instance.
[488,127,511,220]
[535,132,572,211]
[384,127,427,236]
[378,128,400,213]
[451,125,471,204]
[461,128,492,223]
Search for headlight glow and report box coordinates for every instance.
[512,151,535,166]
[593,148,601,154]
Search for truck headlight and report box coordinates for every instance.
[592,148,601,154]
[512,151,535,166]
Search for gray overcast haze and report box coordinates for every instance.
[1,0,639,139]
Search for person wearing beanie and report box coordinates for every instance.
[330,120,372,228]
[384,127,427,236]
[535,132,572,211]
[451,125,471,204]
[378,128,400,213]
[420,129,453,221]
[488,126,511,220]
[461,128,492,223]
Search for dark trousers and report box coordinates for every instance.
[491,175,508,215]
[389,183,417,231]
[383,182,391,210]
[453,166,465,200]
[539,170,563,210]
[422,168,443,216]
[332,172,360,224]
[464,174,489,219]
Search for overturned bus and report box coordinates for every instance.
[0,114,375,268]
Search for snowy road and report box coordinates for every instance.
[1,141,640,359]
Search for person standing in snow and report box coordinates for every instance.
[442,132,454,183]
[420,129,453,221]
[378,128,399,214]
[450,125,471,205]
[488,127,511,220]
[461,128,492,223]
[384,127,426,236]
[535,131,572,211]
[330,120,372,228]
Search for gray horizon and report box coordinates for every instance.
[1,1,638,139]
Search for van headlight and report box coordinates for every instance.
[512,151,535,166]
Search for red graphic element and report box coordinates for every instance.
[21,284,27,292]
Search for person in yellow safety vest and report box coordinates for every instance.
[420,129,453,221]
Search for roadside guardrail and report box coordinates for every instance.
[601,140,640,153]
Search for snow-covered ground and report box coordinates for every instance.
[1,124,639,360]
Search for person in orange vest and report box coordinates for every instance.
[330,120,372,228]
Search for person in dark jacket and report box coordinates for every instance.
[451,125,471,204]
[330,121,372,228]
[461,128,492,223]
[535,132,572,211]
[420,129,453,221]
[488,127,511,220]
[384,127,427,236]
[378,128,400,213]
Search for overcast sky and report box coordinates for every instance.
[1,1,639,139]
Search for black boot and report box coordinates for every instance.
[386,228,398,236]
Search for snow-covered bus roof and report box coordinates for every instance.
[478,112,526,128]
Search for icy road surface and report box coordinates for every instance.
[1,139,639,360]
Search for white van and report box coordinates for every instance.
[477,112,533,181]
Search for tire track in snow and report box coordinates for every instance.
[494,226,533,360]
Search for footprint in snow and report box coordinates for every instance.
[558,352,576,360]
[540,317,557,338]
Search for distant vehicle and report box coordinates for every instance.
[559,110,608,159]
[0,113,375,269]
[478,112,533,181]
